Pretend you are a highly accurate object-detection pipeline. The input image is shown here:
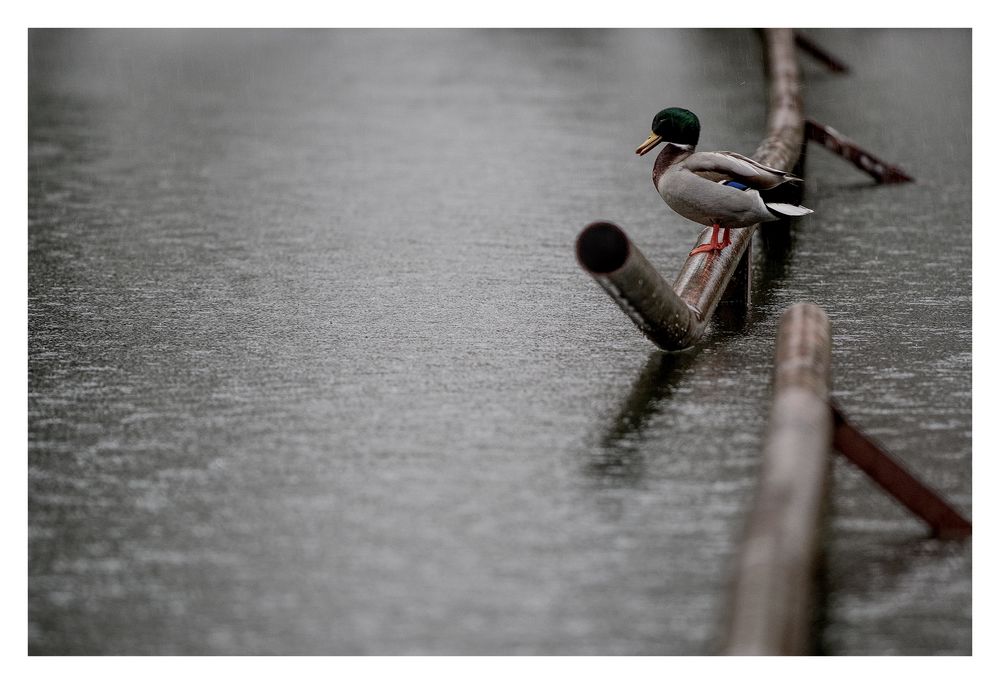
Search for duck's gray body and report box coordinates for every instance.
[652,144,811,227]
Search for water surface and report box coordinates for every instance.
[28,28,971,655]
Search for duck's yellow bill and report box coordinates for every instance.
[635,132,663,156]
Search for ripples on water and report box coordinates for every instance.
[28,28,970,654]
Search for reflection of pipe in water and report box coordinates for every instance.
[722,302,832,656]
[575,221,698,350]
[585,349,693,485]
[599,350,688,447]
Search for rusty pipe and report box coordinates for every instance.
[575,222,698,350]
[675,29,807,320]
[722,302,833,655]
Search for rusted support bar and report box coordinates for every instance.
[672,233,756,339]
[723,303,832,656]
[831,404,972,539]
[575,222,698,349]
[794,32,850,73]
[805,118,914,184]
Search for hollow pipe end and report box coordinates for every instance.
[576,221,631,275]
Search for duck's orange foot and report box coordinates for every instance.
[689,225,730,256]
[689,242,724,255]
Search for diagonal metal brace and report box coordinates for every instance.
[831,403,971,539]
[806,118,914,184]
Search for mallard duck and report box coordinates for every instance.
[635,107,813,255]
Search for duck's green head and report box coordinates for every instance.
[635,107,700,156]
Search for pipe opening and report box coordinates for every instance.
[576,222,630,274]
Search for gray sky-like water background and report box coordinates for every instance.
[28,28,971,655]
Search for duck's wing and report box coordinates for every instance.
[683,151,801,189]
[720,151,802,180]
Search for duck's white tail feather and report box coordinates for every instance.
[765,202,814,217]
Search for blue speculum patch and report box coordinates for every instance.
[722,180,749,191]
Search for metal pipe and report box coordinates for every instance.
[722,303,833,655]
[671,29,807,335]
[575,222,697,350]
[794,31,850,73]
[577,29,807,350]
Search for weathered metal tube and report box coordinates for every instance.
[722,302,833,655]
[673,233,757,325]
[756,28,806,171]
[575,222,697,350]
[671,28,807,344]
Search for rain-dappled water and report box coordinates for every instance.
[28,28,971,655]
